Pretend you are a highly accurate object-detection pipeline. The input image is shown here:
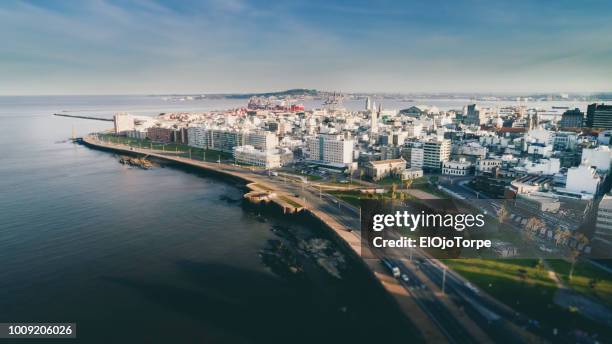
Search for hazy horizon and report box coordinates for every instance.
[1,0,611,96]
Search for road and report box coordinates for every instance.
[84,136,540,343]
[439,176,571,231]
[390,258,479,344]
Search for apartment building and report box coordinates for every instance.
[233,145,281,169]
[422,138,451,171]
[307,134,354,165]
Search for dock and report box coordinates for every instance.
[53,113,113,122]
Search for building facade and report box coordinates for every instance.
[422,139,451,171]
[442,159,473,176]
[364,158,406,181]
[306,134,354,165]
[558,108,584,128]
[594,194,612,250]
[233,145,281,169]
[585,103,612,129]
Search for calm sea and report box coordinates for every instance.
[0,96,420,343]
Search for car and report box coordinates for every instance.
[401,274,410,282]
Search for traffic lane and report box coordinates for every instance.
[392,259,477,344]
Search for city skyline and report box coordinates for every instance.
[1,0,612,95]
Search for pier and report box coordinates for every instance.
[53,113,113,122]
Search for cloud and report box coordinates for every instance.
[0,0,611,95]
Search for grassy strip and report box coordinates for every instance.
[98,134,232,162]
[546,259,612,306]
[443,258,611,337]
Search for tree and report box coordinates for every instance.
[404,179,413,189]
[497,202,510,224]
[359,168,365,181]
[391,183,397,199]
[525,217,546,234]
[522,217,546,246]
[568,233,589,281]
[555,228,571,246]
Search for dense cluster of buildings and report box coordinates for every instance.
[112,98,612,252]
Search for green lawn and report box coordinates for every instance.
[328,190,414,208]
[547,259,612,306]
[376,176,402,186]
[98,134,232,162]
[443,258,612,338]
[328,190,363,207]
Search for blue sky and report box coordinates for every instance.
[1,0,611,95]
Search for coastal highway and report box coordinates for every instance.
[263,175,493,343]
[82,136,535,343]
[390,258,478,344]
[275,176,541,343]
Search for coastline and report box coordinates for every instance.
[80,134,446,343]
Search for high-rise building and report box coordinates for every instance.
[410,147,424,168]
[186,128,277,153]
[365,97,372,112]
[307,134,354,165]
[114,113,134,134]
[585,103,612,129]
[558,108,584,129]
[594,194,612,250]
[422,138,451,170]
[463,104,483,126]
[246,131,278,151]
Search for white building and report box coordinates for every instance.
[187,128,278,153]
[476,158,502,174]
[114,113,134,134]
[246,130,278,151]
[594,194,612,248]
[442,159,473,176]
[514,158,560,175]
[422,138,451,170]
[527,144,553,158]
[405,123,423,138]
[563,164,600,196]
[403,167,424,180]
[233,145,281,169]
[453,142,487,159]
[525,129,554,147]
[306,134,354,165]
[582,146,612,173]
[364,158,406,181]
[187,126,207,148]
[410,147,424,168]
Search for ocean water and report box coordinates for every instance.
[0,96,418,343]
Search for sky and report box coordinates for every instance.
[1,0,611,95]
